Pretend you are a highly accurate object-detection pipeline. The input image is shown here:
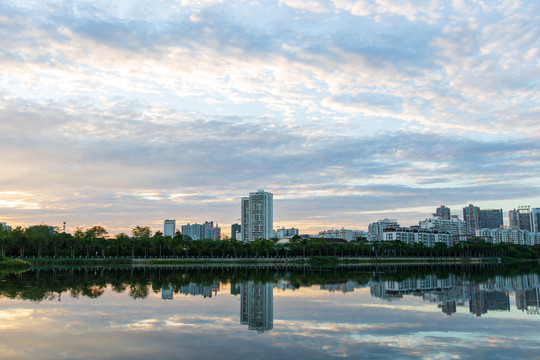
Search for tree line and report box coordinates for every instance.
[1,224,539,259]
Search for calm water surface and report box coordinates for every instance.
[1,264,539,359]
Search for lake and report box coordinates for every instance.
[1,263,539,359]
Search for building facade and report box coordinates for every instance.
[181,223,205,240]
[476,228,540,246]
[463,204,481,235]
[204,221,221,241]
[181,222,221,240]
[436,205,451,220]
[479,209,504,230]
[318,228,362,242]
[163,219,176,238]
[509,206,533,231]
[241,189,273,242]
[533,208,540,233]
[383,228,454,247]
[275,227,299,238]
[419,215,466,239]
[368,219,400,241]
[0,222,12,232]
[231,223,241,240]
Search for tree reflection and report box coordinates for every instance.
[1,263,539,303]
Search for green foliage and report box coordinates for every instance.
[132,226,152,239]
[0,258,31,269]
[2,223,540,261]
[308,256,340,266]
[28,257,133,266]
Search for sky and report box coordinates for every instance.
[1,0,540,236]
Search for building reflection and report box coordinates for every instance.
[157,272,539,321]
[516,288,540,314]
[239,281,273,333]
[320,281,357,293]
[179,282,220,298]
[370,273,540,317]
[161,283,173,300]
[160,281,220,299]
[159,280,273,332]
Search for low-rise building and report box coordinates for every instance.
[0,222,12,231]
[383,228,454,247]
[318,228,362,242]
[181,223,205,240]
[419,215,466,241]
[275,227,299,238]
[204,221,221,241]
[368,219,400,241]
[476,228,540,246]
[181,222,221,241]
[231,223,241,240]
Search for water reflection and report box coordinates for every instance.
[238,281,273,333]
[161,284,173,300]
[2,264,540,320]
[161,280,274,332]
[1,264,540,359]
[369,273,540,316]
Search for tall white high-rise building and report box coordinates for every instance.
[241,189,273,242]
[164,219,176,238]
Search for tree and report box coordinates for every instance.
[200,238,215,257]
[290,236,307,258]
[153,231,166,258]
[84,226,108,257]
[113,233,130,257]
[252,238,274,257]
[72,228,84,257]
[132,226,152,258]
[228,239,241,257]
[0,226,9,256]
[26,224,53,257]
[433,242,448,258]
[10,227,28,258]
[51,231,70,258]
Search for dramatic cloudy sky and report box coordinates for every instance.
[1,0,540,235]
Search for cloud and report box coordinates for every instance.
[279,0,333,14]
[332,0,447,23]
[1,0,540,232]
[2,91,540,233]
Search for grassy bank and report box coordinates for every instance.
[145,258,284,265]
[0,259,32,269]
[307,256,340,266]
[28,257,133,267]
[5,256,532,268]
[0,253,32,271]
[290,257,480,265]
[341,258,476,264]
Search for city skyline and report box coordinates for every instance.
[2,200,539,237]
[1,1,540,236]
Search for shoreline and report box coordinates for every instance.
[6,255,536,268]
